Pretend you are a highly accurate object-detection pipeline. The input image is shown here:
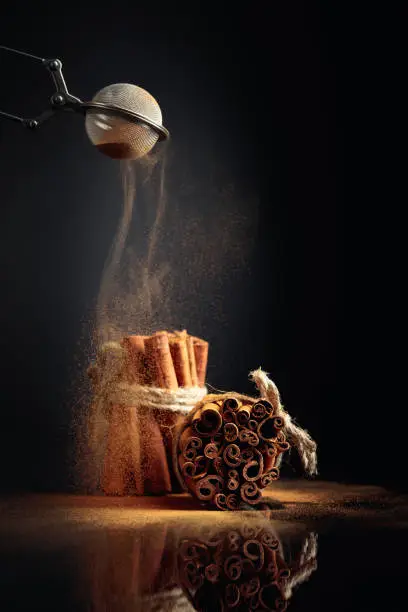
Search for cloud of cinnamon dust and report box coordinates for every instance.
[71,147,259,491]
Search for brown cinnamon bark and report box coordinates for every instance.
[99,330,210,497]
[175,394,291,509]
[101,404,133,495]
[121,335,150,385]
[169,336,192,387]
[102,403,172,496]
[193,337,209,387]
[137,415,172,494]
[186,335,199,387]
[144,332,178,389]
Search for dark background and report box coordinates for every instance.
[0,3,403,493]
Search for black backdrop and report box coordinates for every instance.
[0,2,403,493]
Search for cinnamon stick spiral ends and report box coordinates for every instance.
[178,523,318,611]
[175,394,291,510]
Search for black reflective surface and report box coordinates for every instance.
[0,493,407,611]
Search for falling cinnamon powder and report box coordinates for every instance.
[71,145,259,493]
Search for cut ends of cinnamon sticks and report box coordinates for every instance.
[121,330,209,389]
[176,395,291,510]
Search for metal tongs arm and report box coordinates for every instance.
[0,45,82,129]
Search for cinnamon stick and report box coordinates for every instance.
[144,332,178,389]
[236,406,251,426]
[193,337,209,387]
[169,335,192,387]
[121,335,149,385]
[101,404,132,495]
[186,335,199,387]
[192,403,222,436]
[136,415,172,494]
[102,402,170,496]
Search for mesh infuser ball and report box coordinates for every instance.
[85,83,164,160]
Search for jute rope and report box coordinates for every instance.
[281,532,318,600]
[250,369,318,476]
[109,383,208,414]
[90,341,207,414]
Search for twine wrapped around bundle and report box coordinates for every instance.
[88,333,208,495]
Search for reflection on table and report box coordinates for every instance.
[81,514,318,611]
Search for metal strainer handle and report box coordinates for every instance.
[0,45,170,145]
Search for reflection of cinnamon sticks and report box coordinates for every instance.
[85,524,173,612]
[178,524,293,612]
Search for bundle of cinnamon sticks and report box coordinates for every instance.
[176,394,290,510]
[121,330,209,389]
[92,330,209,497]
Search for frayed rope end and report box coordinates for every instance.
[249,368,318,478]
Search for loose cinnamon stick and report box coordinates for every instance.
[193,337,209,387]
[144,332,178,390]
[169,336,192,387]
